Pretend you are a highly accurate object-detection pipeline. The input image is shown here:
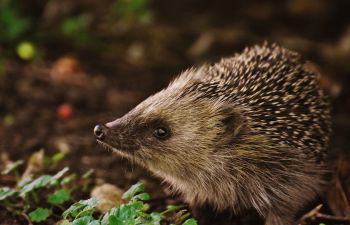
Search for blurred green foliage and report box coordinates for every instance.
[0,1,31,42]
[112,0,153,25]
[61,15,93,45]
[0,0,153,61]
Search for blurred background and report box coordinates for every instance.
[0,0,350,223]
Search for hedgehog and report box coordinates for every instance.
[94,44,332,225]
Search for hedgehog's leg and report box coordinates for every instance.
[191,204,237,225]
[192,204,263,225]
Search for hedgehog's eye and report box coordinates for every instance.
[153,127,170,139]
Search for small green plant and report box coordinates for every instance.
[61,182,196,225]
[0,151,197,225]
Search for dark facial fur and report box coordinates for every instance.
[95,43,332,225]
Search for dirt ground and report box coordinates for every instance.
[1,0,350,224]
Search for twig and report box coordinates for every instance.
[313,213,350,223]
[299,204,350,225]
[299,204,323,222]
[21,212,33,225]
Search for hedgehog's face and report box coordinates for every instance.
[94,89,244,180]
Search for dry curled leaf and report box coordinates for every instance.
[50,56,87,86]
[91,183,123,213]
[21,149,45,179]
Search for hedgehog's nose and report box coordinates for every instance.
[94,125,107,140]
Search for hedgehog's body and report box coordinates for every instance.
[95,44,331,225]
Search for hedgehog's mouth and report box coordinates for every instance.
[96,139,122,153]
[96,139,136,159]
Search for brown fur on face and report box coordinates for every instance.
[96,44,332,225]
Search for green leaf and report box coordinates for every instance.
[88,220,100,225]
[20,167,69,197]
[162,205,183,214]
[101,208,118,225]
[61,174,77,185]
[20,175,52,196]
[29,208,51,222]
[117,204,136,222]
[18,176,32,188]
[48,189,70,205]
[52,151,66,164]
[182,218,198,225]
[150,212,163,224]
[108,215,123,225]
[122,182,145,199]
[179,212,191,222]
[72,216,93,225]
[1,160,23,175]
[58,220,72,225]
[128,201,143,210]
[63,198,97,219]
[132,192,150,201]
[0,187,16,201]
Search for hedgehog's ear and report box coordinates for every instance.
[220,106,246,137]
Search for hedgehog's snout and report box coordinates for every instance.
[94,124,108,140]
[97,118,124,141]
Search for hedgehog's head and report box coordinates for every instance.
[94,69,246,181]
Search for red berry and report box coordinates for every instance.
[57,103,73,120]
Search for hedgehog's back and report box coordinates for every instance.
[196,44,331,161]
